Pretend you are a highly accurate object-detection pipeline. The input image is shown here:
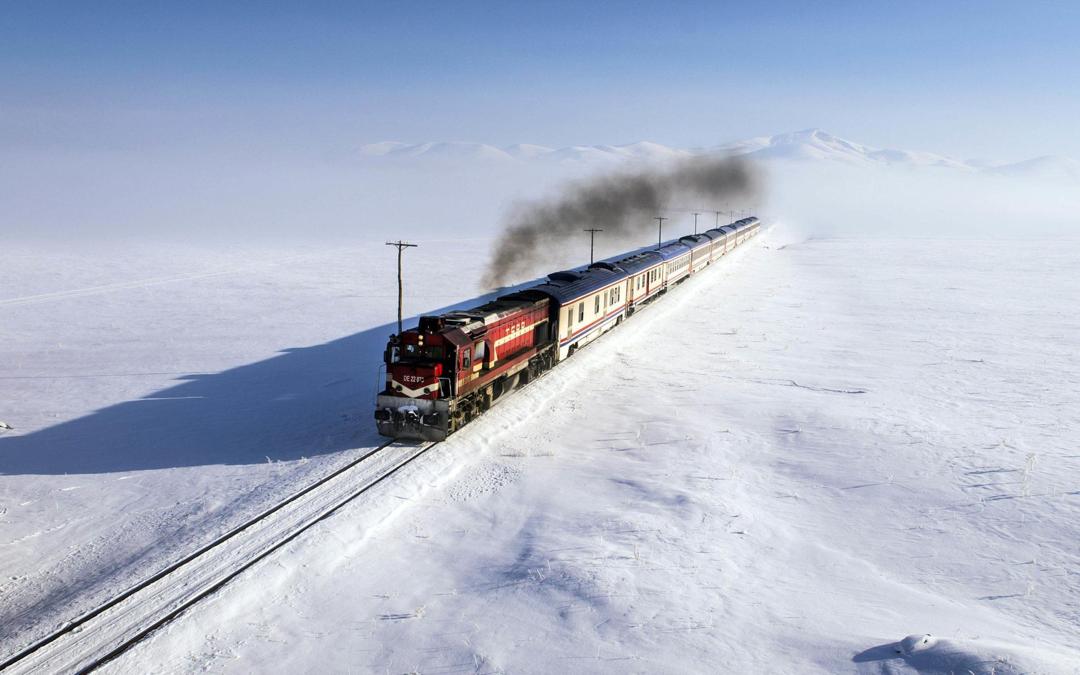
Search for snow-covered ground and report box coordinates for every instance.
[3,232,1079,672]
[0,239,493,650]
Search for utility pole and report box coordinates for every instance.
[692,212,700,235]
[584,228,603,264]
[654,216,667,249]
[385,240,418,337]
[714,210,721,230]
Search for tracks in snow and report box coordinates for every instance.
[0,440,437,674]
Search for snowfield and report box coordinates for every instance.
[3,232,1079,673]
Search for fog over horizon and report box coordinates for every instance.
[5,129,1078,266]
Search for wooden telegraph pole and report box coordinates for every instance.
[386,240,418,336]
[654,216,667,249]
[692,212,700,235]
[584,228,603,264]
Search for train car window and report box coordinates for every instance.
[595,295,600,313]
[405,344,418,356]
[474,341,486,364]
[578,302,584,322]
[462,348,471,368]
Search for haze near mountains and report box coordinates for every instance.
[359,128,1080,181]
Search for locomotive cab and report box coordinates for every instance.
[375,318,458,441]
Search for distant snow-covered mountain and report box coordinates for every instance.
[987,154,1080,181]
[359,140,514,162]
[716,129,972,170]
[358,139,692,164]
[356,129,1078,181]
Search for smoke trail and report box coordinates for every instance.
[482,155,761,288]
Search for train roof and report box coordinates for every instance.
[601,249,663,274]
[679,234,711,249]
[526,264,629,304]
[656,241,690,259]
[435,295,544,336]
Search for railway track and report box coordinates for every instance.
[0,440,438,674]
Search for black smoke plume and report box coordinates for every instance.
[482,155,761,288]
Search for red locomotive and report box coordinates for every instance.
[375,290,559,440]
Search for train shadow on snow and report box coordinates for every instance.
[0,281,540,476]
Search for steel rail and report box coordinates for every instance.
[0,438,431,672]
[77,441,438,674]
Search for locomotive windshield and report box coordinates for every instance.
[399,343,444,361]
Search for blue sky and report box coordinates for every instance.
[4,1,1079,160]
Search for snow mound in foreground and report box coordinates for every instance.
[854,634,1076,674]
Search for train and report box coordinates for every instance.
[374,216,761,440]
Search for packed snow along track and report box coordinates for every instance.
[0,440,437,674]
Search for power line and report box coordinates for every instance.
[654,216,667,249]
[583,228,603,264]
[385,240,418,337]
